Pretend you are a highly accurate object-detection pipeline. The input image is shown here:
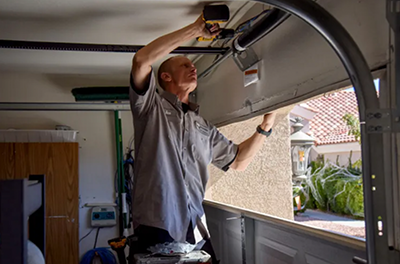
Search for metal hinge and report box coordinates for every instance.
[364,109,392,133]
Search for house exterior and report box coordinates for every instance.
[290,90,360,166]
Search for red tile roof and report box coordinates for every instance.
[304,91,359,145]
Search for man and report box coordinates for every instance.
[129,14,276,263]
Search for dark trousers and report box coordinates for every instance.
[129,224,219,264]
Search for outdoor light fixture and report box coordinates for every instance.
[290,118,315,181]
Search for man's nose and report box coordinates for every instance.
[191,65,197,73]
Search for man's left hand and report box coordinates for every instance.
[260,112,277,131]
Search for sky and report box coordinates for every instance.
[345,79,380,92]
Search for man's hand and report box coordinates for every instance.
[260,112,277,131]
[193,15,222,39]
[132,13,218,92]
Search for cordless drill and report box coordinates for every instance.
[197,5,235,41]
[108,236,127,264]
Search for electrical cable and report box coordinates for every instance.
[126,133,135,152]
[201,9,271,79]
[113,143,135,229]
[123,149,135,228]
[80,229,117,264]
[204,3,248,49]
[235,9,270,33]
[79,228,95,243]
[93,227,102,249]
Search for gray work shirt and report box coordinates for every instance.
[129,70,238,243]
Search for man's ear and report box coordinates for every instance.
[161,72,172,83]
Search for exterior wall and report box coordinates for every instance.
[206,107,294,220]
[323,152,361,165]
[310,143,362,166]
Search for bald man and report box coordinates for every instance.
[129,14,276,263]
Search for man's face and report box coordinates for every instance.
[168,57,197,92]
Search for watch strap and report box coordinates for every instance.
[257,125,272,137]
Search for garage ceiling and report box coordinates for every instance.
[0,0,254,74]
[0,0,389,125]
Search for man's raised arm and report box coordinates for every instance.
[131,16,220,91]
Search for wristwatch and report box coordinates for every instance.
[257,125,272,137]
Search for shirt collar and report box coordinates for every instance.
[161,90,200,113]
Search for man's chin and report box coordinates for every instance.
[180,80,197,92]
[190,81,197,90]
[186,79,197,89]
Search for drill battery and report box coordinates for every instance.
[197,5,234,41]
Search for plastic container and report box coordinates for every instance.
[134,250,211,264]
[0,129,78,143]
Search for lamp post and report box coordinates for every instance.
[290,118,315,212]
[290,118,315,181]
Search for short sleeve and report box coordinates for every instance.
[210,125,239,172]
[129,69,157,117]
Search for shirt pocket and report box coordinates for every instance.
[192,121,211,161]
[194,121,210,136]
[164,107,182,141]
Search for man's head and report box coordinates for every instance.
[157,56,197,94]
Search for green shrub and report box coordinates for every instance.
[304,157,364,218]
[346,179,364,217]
[329,179,350,214]
[312,173,327,210]
[305,188,317,210]
[307,159,329,210]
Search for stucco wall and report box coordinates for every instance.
[206,107,294,220]
[310,143,362,166]
[322,152,361,166]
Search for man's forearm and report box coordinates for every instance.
[230,114,276,171]
[133,23,200,67]
[230,132,267,171]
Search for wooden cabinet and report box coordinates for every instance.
[0,142,15,180]
[0,143,79,264]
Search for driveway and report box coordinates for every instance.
[295,210,365,238]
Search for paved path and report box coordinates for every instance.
[299,210,365,228]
